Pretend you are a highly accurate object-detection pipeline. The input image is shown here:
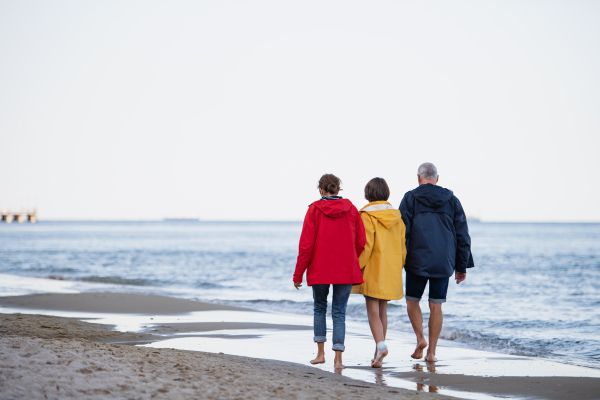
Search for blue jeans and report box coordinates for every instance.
[312,284,352,352]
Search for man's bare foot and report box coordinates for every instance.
[334,361,345,369]
[411,339,427,359]
[424,353,437,363]
[310,355,325,364]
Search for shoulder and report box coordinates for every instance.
[400,190,415,206]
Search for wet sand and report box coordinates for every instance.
[1,293,599,400]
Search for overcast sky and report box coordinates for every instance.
[1,0,599,221]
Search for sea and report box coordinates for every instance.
[1,221,599,370]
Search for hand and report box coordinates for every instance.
[294,281,302,290]
[455,272,466,284]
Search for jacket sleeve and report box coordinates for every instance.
[399,192,413,248]
[453,196,472,273]
[354,207,366,258]
[293,206,317,282]
[399,216,407,268]
[358,213,374,268]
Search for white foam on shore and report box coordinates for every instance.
[0,274,79,296]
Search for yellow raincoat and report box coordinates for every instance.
[354,201,407,300]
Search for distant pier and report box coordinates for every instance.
[1,210,37,223]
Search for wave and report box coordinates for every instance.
[77,276,154,286]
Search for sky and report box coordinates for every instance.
[1,0,599,222]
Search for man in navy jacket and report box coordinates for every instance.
[399,162,473,362]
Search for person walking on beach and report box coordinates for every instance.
[293,174,366,370]
[399,162,473,363]
[355,177,406,368]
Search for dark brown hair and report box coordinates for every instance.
[318,174,342,195]
[364,177,390,202]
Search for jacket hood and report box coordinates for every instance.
[412,184,453,209]
[312,198,353,218]
[359,201,402,229]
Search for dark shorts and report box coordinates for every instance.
[405,270,449,303]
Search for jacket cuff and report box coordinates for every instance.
[293,276,302,283]
[455,267,467,273]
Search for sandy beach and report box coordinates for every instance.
[0,293,450,400]
[1,293,599,400]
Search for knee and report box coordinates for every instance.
[331,309,346,321]
[313,302,327,314]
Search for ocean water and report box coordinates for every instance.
[1,221,599,369]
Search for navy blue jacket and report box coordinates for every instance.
[399,184,473,278]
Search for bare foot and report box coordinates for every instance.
[411,338,427,359]
[371,348,388,368]
[334,350,344,369]
[424,353,437,363]
[310,355,325,365]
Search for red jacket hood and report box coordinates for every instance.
[311,199,353,218]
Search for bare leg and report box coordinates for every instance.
[334,350,344,369]
[366,298,385,343]
[366,298,389,365]
[310,342,325,364]
[379,300,388,340]
[406,299,427,359]
[425,302,443,362]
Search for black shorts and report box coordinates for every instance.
[405,270,449,303]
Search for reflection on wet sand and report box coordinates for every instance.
[413,363,436,373]
[374,372,386,386]
[417,383,439,393]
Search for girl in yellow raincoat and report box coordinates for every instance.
[356,177,407,368]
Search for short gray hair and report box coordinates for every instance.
[418,162,438,180]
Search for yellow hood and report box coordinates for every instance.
[359,201,402,230]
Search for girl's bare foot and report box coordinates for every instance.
[310,355,325,365]
[371,347,388,368]
[411,338,427,359]
[424,352,437,363]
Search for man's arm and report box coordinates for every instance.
[399,192,413,246]
[453,196,471,273]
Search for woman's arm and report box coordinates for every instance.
[358,212,374,268]
[293,206,317,283]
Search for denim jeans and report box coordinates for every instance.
[312,284,352,352]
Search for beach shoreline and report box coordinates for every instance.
[1,292,599,400]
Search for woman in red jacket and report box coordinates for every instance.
[293,174,366,369]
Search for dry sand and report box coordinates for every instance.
[0,313,448,400]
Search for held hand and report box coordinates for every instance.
[455,272,466,284]
[294,281,302,290]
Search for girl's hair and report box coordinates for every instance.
[364,177,390,202]
[318,174,342,195]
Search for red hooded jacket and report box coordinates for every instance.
[293,198,366,285]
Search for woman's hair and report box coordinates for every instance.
[318,174,342,195]
[364,177,390,202]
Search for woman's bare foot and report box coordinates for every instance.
[310,354,325,364]
[334,350,344,369]
[311,342,325,364]
[411,338,427,359]
[424,352,437,363]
